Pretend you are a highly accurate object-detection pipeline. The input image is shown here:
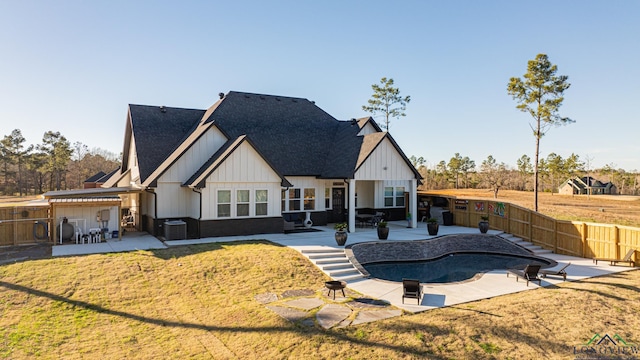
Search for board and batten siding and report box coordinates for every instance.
[155,182,192,218]
[128,135,140,182]
[201,141,283,219]
[354,137,415,181]
[357,122,378,136]
[158,127,228,183]
[375,180,411,208]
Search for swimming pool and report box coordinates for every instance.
[362,252,551,283]
[346,234,556,284]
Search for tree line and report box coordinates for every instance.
[0,129,120,196]
[411,153,640,197]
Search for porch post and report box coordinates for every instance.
[410,179,417,228]
[348,179,356,233]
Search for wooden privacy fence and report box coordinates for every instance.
[0,206,50,246]
[439,195,640,262]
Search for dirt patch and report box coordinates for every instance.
[0,243,52,264]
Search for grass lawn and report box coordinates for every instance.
[2,240,640,359]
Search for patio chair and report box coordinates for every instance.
[507,264,542,286]
[539,262,571,281]
[593,249,636,267]
[402,278,422,304]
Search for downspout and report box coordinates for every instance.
[192,188,202,238]
[145,189,158,235]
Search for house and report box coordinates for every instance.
[89,91,422,239]
[83,169,118,189]
[558,176,617,195]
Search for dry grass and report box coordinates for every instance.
[427,189,640,227]
[2,240,640,359]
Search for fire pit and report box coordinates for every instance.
[325,280,347,300]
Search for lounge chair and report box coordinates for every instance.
[593,249,636,267]
[539,262,571,281]
[507,264,542,286]
[402,279,422,304]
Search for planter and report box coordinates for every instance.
[335,231,348,246]
[377,226,389,240]
[427,222,439,236]
[478,221,489,234]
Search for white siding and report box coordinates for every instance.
[374,180,411,208]
[156,182,191,218]
[200,141,283,219]
[357,122,379,136]
[355,181,374,208]
[284,177,329,211]
[54,205,119,235]
[354,137,415,180]
[128,135,140,182]
[161,127,227,182]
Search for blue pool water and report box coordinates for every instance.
[362,253,550,283]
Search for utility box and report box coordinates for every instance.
[164,220,187,240]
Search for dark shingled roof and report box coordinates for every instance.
[128,91,420,185]
[84,171,107,183]
[129,104,205,183]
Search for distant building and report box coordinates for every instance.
[558,176,617,195]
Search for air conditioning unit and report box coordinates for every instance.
[164,220,186,240]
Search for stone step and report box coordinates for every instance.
[315,257,350,265]
[321,263,354,271]
[301,248,344,254]
[534,249,554,255]
[308,253,347,260]
[328,268,362,277]
[332,272,365,282]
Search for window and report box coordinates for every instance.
[288,188,301,211]
[237,190,249,217]
[304,188,315,210]
[325,188,330,209]
[384,186,405,207]
[217,190,231,217]
[395,187,405,207]
[384,187,394,206]
[255,190,268,216]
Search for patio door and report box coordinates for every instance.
[331,188,345,223]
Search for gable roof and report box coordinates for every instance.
[126,91,422,186]
[128,104,206,184]
[84,171,107,183]
[183,135,292,189]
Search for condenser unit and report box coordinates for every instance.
[164,220,186,240]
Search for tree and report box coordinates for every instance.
[362,77,410,131]
[479,155,510,198]
[516,154,533,191]
[38,131,73,191]
[447,153,475,189]
[508,54,574,211]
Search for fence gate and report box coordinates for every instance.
[0,206,51,246]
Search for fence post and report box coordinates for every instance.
[614,225,620,260]
[554,218,558,253]
[581,222,588,258]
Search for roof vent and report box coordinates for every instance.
[160,106,166,113]
[219,92,225,99]
[311,101,315,104]
[351,118,357,125]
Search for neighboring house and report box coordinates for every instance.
[97,91,422,238]
[83,169,118,189]
[558,176,617,195]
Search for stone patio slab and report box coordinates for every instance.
[316,304,352,329]
[283,297,325,311]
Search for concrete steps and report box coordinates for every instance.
[500,233,554,255]
[301,248,364,282]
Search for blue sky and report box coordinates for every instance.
[1,1,638,171]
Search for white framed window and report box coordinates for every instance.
[384,186,405,207]
[304,188,315,210]
[325,188,330,209]
[288,188,301,211]
[395,186,405,207]
[237,190,250,217]
[255,190,268,216]
[384,187,394,207]
[217,190,231,217]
